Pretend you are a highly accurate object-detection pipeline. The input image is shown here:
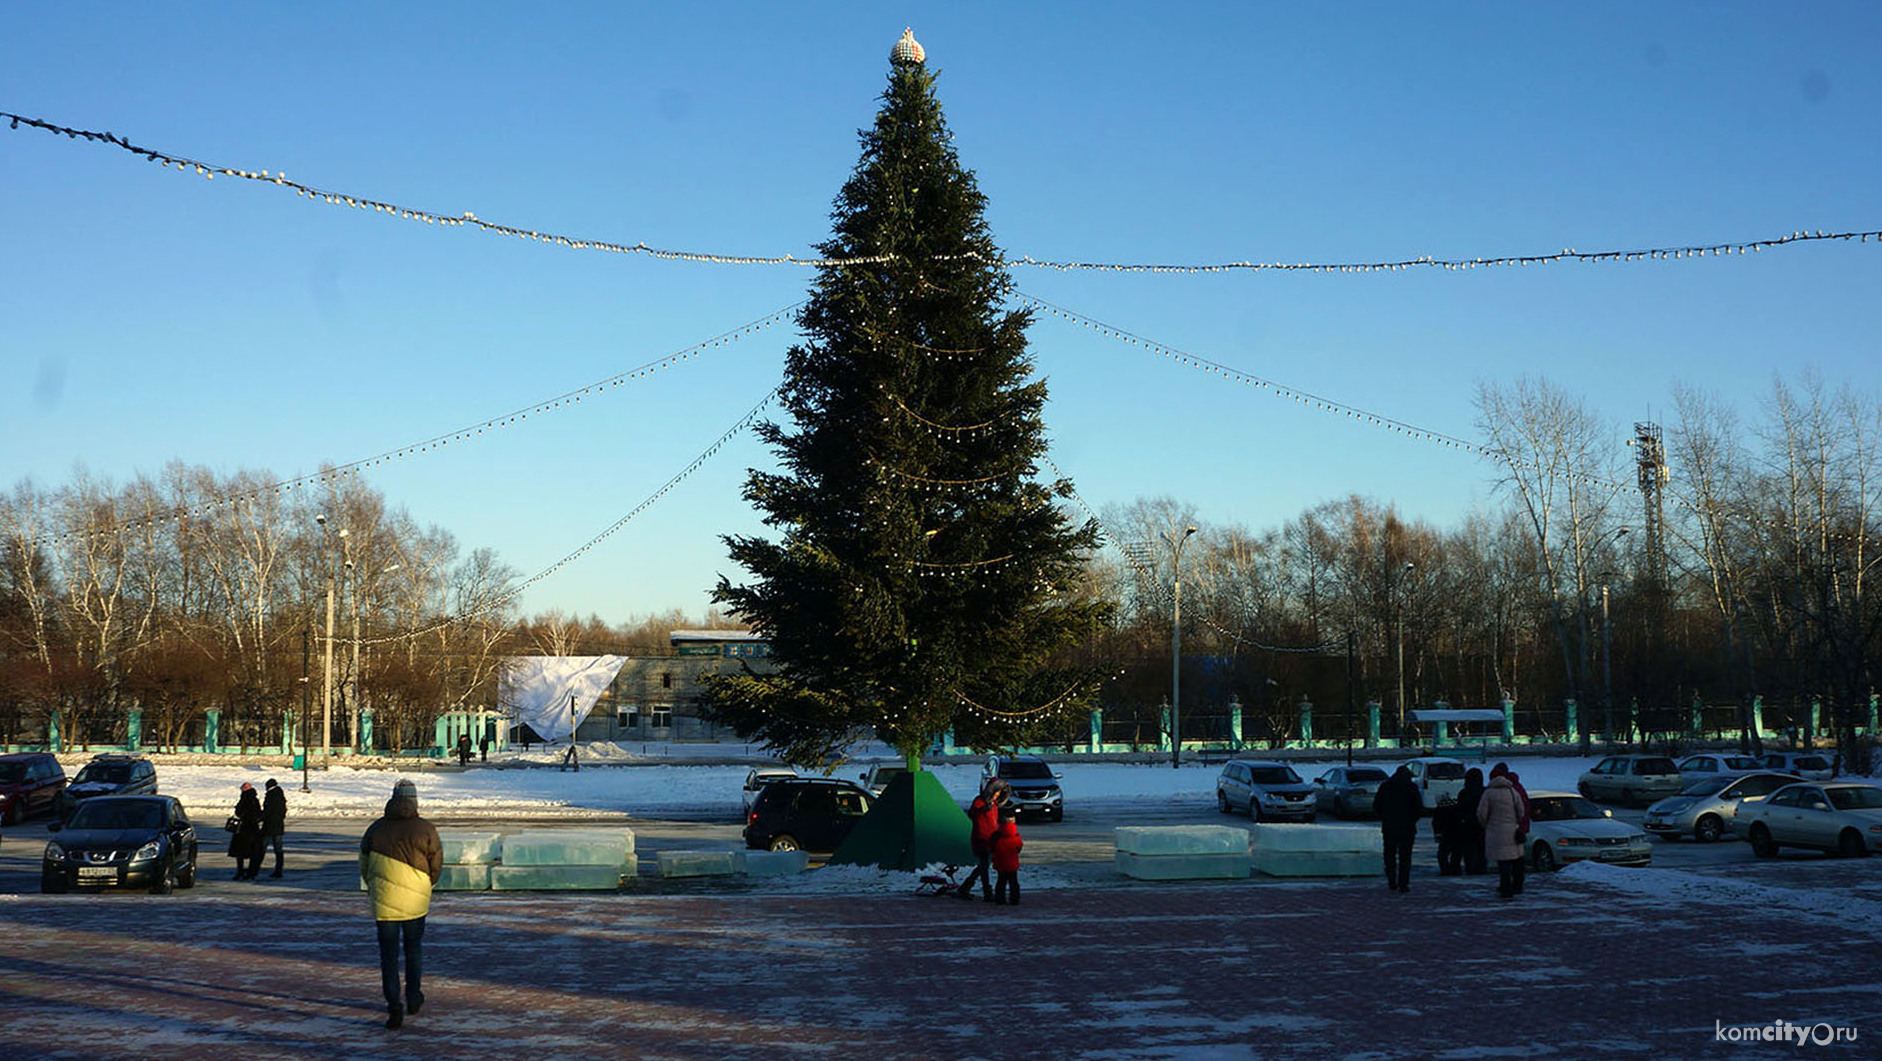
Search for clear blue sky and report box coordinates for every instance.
[4,3,1878,622]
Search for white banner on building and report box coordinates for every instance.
[499,656,629,743]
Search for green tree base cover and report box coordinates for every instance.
[828,770,975,871]
[707,36,1110,768]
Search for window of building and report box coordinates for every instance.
[661,673,672,689]
[618,706,639,727]
[650,706,672,729]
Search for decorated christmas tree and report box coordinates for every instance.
[710,30,1110,773]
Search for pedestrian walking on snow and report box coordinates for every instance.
[360,778,443,1030]
[261,778,287,878]
[991,805,1024,906]
[228,783,265,880]
[1372,765,1423,893]
[1457,767,1488,875]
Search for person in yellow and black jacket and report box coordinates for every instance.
[359,778,442,1030]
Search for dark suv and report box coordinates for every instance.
[0,752,68,825]
[42,794,199,894]
[743,778,874,854]
[57,753,158,818]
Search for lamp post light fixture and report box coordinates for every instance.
[1170,524,1198,770]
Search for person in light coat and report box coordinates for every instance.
[1477,772,1527,899]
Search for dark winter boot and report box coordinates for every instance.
[385,1006,404,1030]
[406,991,424,1015]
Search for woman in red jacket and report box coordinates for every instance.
[957,782,1006,900]
[991,806,1023,906]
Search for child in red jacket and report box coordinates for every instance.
[991,806,1023,906]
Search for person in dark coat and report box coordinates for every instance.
[261,778,288,878]
[456,734,473,766]
[1372,765,1423,893]
[956,780,1006,901]
[1431,794,1464,875]
[1457,767,1487,875]
[991,805,1024,906]
[228,783,265,880]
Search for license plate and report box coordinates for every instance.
[78,866,117,879]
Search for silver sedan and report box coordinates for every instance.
[1738,782,1882,858]
[1644,771,1798,842]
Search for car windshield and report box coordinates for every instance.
[1250,766,1302,785]
[1423,762,1465,781]
[0,763,25,784]
[1826,787,1882,811]
[1530,797,1606,822]
[999,761,1054,780]
[69,801,161,830]
[872,766,906,780]
[1347,768,1388,783]
[75,762,133,784]
[1680,776,1731,796]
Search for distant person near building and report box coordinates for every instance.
[261,778,287,878]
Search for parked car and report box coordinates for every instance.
[0,752,68,825]
[1644,771,1800,842]
[983,755,1063,822]
[41,794,198,894]
[742,778,873,854]
[1676,753,1765,778]
[1310,766,1388,819]
[1739,782,1882,858]
[1215,760,1316,822]
[1523,791,1653,872]
[1400,756,1467,811]
[1576,755,1682,807]
[56,753,158,818]
[1759,752,1836,781]
[740,767,798,816]
[857,761,909,797]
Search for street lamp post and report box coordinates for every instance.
[1170,525,1197,770]
[315,516,346,761]
[1396,561,1414,743]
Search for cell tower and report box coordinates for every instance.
[1633,421,1670,591]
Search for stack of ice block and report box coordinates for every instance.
[734,850,809,877]
[437,831,503,891]
[655,849,737,878]
[1114,825,1251,880]
[1249,823,1380,877]
[489,828,636,891]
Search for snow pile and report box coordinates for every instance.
[1559,860,1882,938]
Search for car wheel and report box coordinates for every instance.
[1049,809,1063,823]
[1249,802,1261,822]
[175,856,196,889]
[2,802,15,826]
[1749,823,1778,858]
[1531,843,1557,873]
[41,872,67,894]
[1837,829,1868,859]
[1694,815,1723,844]
[1577,781,1593,799]
[150,862,175,895]
[768,834,800,853]
[1304,813,1317,824]
[1217,792,1230,814]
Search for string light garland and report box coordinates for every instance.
[358,387,780,646]
[7,110,1876,276]
[881,389,1010,435]
[25,303,799,547]
[952,678,1106,720]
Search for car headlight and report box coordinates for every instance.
[132,840,163,863]
[44,841,65,861]
[1555,837,1594,847]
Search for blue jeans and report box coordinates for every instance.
[376,917,425,1011]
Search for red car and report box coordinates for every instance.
[0,752,68,825]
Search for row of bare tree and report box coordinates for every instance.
[1082,373,1881,765]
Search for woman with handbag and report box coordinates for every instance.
[228,782,266,880]
[1477,771,1526,899]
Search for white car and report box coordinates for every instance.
[741,767,798,816]
[1738,782,1882,858]
[857,762,910,797]
[1523,791,1653,872]
[1400,756,1467,811]
[1676,753,1765,778]
[1759,752,1835,781]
